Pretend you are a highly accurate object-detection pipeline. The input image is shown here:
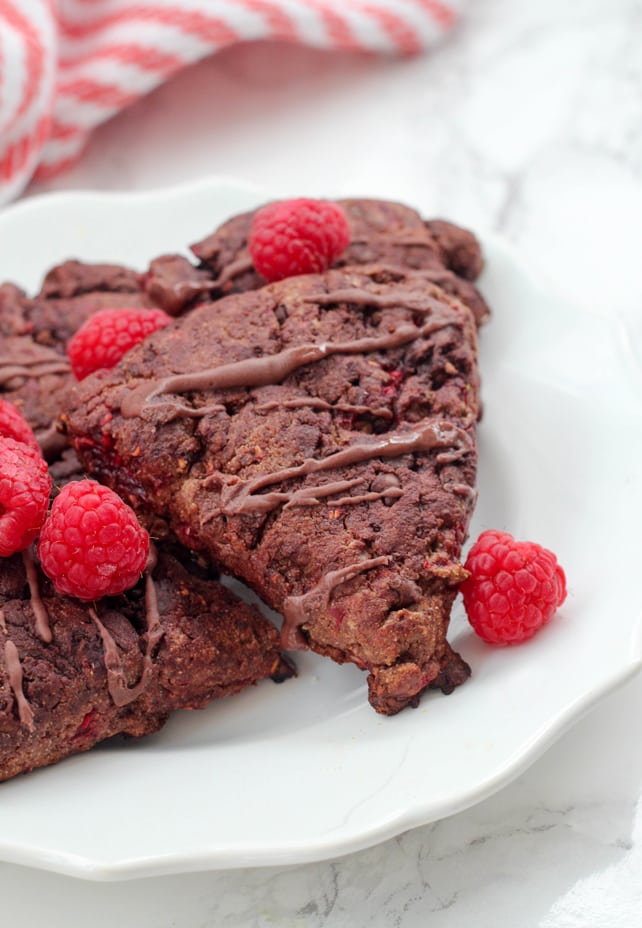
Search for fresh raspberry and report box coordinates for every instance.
[249,198,351,282]
[67,307,172,380]
[461,530,567,645]
[38,479,150,601]
[0,437,52,557]
[0,398,42,455]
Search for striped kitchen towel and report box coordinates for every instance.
[0,0,461,204]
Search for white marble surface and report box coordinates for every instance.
[3,0,642,924]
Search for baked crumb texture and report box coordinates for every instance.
[0,548,286,782]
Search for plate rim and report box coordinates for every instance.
[1,177,641,881]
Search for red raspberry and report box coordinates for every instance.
[249,198,351,282]
[38,480,149,601]
[0,398,41,455]
[461,529,567,645]
[0,437,52,556]
[67,307,172,380]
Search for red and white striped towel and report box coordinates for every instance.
[0,0,460,204]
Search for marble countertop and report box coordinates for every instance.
[3,0,642,924]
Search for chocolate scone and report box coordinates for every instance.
[8,255,211,348]
[33,255,217,336]
[0,335,75,460]
[190,198,490,325]
[64,265,480,715]
[0,282,30,337]
[0,545,290,783]
[0,261,147,461]
[0,257,210,461]
[28,259,153,349]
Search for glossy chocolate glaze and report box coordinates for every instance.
[0,355,70,390]
[307,287,459,316]
[0,607,34,727]
[21,548,52,644]
[120,322,426,419]
[255,397,394,421]
[220,421,472,515]
[3,639,35,730]
[120,285,464,422]
[281,556,390,650]
[3,543,165,727]
[88,548,164,709]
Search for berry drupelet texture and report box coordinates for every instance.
[249,198,351,282]
[461,529,567,644]
[38,479,150,600]
[0,397,42,455]
[0,437,52,556]
[67,307,172,380]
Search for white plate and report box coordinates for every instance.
[0,178,641,881]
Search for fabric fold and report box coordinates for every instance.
[0,0,460,203]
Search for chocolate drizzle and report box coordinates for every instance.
[307,287,462,317]
[444,481,479,502]
[117,285,473,515]
[36,420,68,460]
[280,476,403,510]
[120,295,463,423]
[121,323,427,419]
[220,421,472,515]
[280,476,401,511]
[0,607,36,729]
[281,556,390,650]
[88,547,164,708]
[255,397,393,421]
[89,601,161,708]
[332,485,404,507]
[143,254,255,315]
[348,234,439,249]
[3,640,35,730]
[280,478,362,511]
[21,547,52,643]
[0,354,70,389]
[142,398,225,420]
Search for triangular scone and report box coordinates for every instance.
[65,266,481,714]
[0,546,291,783]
